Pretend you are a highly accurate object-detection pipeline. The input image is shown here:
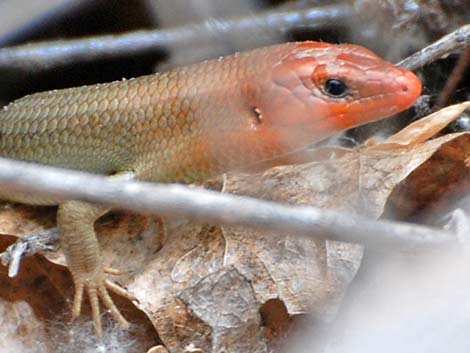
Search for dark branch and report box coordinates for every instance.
[0,4,353,72]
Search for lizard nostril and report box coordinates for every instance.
[396,73,413,93]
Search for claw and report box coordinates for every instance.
[71,281,84,321]
[105,279,137,301]
[98,285,130,329]
[70,272,131,337]
[103,267,123,275]
[88,287,103,337]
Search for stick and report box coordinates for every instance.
[0,157,457,252]
[397,24,470,70]
[0,4,352,71]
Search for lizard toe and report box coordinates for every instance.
[105,278,137,301]
[98,284,130,329]
[88,286,103,337]
[71,280,85,322]
[70,270,131,337]
[103,266,124,275]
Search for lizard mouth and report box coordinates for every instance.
[343,68,422,128]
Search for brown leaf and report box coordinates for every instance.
[127,197,363,352]
[385,133,470,218]
[0,204,55,237]
[383,101,470,146]
[178,267,267,353]
[128,223,214,352]
[224,133,468,220]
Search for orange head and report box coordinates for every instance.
[252,41,422,147]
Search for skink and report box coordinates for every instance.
[0,41,421,336]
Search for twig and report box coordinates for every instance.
[397,24,470,70]
[434,45,470,110]
[1,227,59,277]
[0,157,458,251]
[0,4,353,72]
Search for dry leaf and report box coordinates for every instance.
[385,133,469,218]
[383,101,470,146]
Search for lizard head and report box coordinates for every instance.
[252,41,422,146]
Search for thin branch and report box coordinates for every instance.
[397,24,470,70]
[1,227,59,277]
[0,4,353,72]
[0,157,458,251]
[434,45,470,110]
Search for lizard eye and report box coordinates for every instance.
[323,79,348,97]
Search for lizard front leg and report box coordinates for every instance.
[57,200,132,336]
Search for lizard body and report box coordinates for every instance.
[0,41,421,335]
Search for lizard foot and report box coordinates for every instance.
[71,268,135,337]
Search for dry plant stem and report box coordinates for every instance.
[434,46,470,110]
[0,4,352,72]
[397,24,470,70]
[0,158,458,252]
[0,227,59,276]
